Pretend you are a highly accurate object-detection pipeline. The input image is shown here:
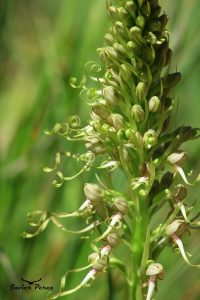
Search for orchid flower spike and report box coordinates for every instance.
[23,0,200,299]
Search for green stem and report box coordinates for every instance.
[130,193,150,300]
[108,270,115,300]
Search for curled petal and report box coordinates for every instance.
[85,61,102,77]
[23,213,100,239]
[44,151,95,187]
[52,154,95,188]
[87,88,102,100]
[51,207,93,219]
[92,213,122,249]
[51,211,80,218]
[29,200,92,225]
[180,204,191,223]
[50,217,101,234]
[82,151,96,165]
[43,152,61,173]
[130,176,149,190]
[48,266,96,299]
[175,166,200,186]
[174,236,200,268]
[67,115,81,129]
[97,160,120,172]
[21,218,50,238]
[44,123,68,137]
[70,76,86,89]
[79,199,93,212]
[27,210,48,226]
[146,278,156,300]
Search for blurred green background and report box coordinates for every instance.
[0,0,200,299]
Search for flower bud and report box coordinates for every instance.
[151,5,161,18]
[146,32,157,45]
[92,104,110,121]
[122,147,131,163]
[92,145,106,154]
[159,13,169,30]
[117,7,129,20]
[165,220,187,237]
[88,252,99,264]
[90,111,101,121]
[104,33,115,45]
[103,86,119,106]
[149,20,161,32]
[165,48,172,66]
[97,47,107,62]
[127,41,140,54]
[162,116,171,131]
[131,59,143,75]
[131,104,145,122]
[105,69,120,88]
[146,263,164,280]
[137,0,144,7]
[176,126,198,143]
[113,197,129,215]
[143,129,157,149]
[150,0,159,8]
[94,256,108,272]
[125,1,137,18]
[120,64,133,81]
[89,137,101,145]
[136,82,148,102]
[112,146,120,161]
[104,46,118,60]
[149,96,160,112]
[109,6,128,21]
[88,253,108,272]
[164,72,182,90]
[126,129,144,149]
[113,43,127,57]
[108,114,124,131]
[85,134,105,153]
[172,184,187,204]
[139,163,150,178]
[85,142,92,149]
[163,97,172,110]
[130,26,145,45]
[107,231,120,248]
[143,46,155,65]
[84,183,103,202]
[113,21,126,36]
[167,152,187,166]
[108,6,117,19]
[109,68,121,84]
[136,15,146,29]
[141,1,151,17]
